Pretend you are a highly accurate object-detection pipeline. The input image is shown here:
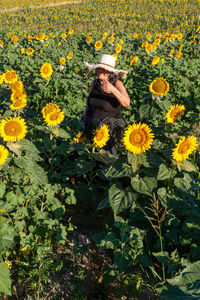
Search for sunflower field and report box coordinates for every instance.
[0,0,200,299]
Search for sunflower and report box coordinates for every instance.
[166,104,185,123]
[112,54,118,61]
[154,38,161,45]
[21,48,25,54]
[75,67,79,73]
[44,110,64,126]
[41,103,60,118]
[142,42,148,48]
[168,49,174,56]
[73,132,87,143]
[94,40,103,50]
[35,33,45,41]
[152,57,160,65]
[174,52,183,59]
[67,53,73,60]
[102,32,108,39]
[172,136,198,162]
[149,77,169,96]
[9,98,27,110]
[93,124,110,148]
[26,48,35,55]
[40,63,53,79]
[123,122,154,155]
[61,33,67,39]
[59,58,66,65]
[116,44,122,54]
[86,36,92,43]
[10,80,24,92]
[0,117,27,142]
[4,69,18,84]
[0,145,9,167]
[130,56,139,66]
[145,44,152,52]
[118,39,124,45]
[108,36,115,43]
[177,33,183,40]
[11,89,27,102]
[0,40,4,47]
[68,29,74,35]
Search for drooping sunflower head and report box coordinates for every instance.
[149,77,170,96]
[9,98,27,110]
[44,110,65,127]
[73,132,87,143]
[172,135,198,162]
[4,69,18,84]
[130,56,139,66]
[166,104,185,123]
[0,117,27,142]
[152,57,160,65]
[102,32,108,39]
[123,122,154,155]
[41,103,60,118]
[0,145,9,167]
[11,89,27,102]
[40,62,53,79]
[10,80,24,92]
[93,124,110,148]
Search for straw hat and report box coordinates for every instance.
[84,54,127,78]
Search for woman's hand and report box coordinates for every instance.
[100,79,114,94]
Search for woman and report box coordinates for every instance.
[82,54,130,155]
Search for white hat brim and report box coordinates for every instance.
[84,61,127,78]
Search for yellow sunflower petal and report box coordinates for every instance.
[0,145,9,166]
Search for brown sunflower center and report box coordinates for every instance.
[96,129,104,141]
[13,90,23,100]
[129,130,146,146]
[49,112,59,121]
[43,66,50,74]
[13,99,23,107]
[178,141,190,154]
[152,79,167,93]
[4,121,22,136]
[170,108,184,119]
[6,72,16,81]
